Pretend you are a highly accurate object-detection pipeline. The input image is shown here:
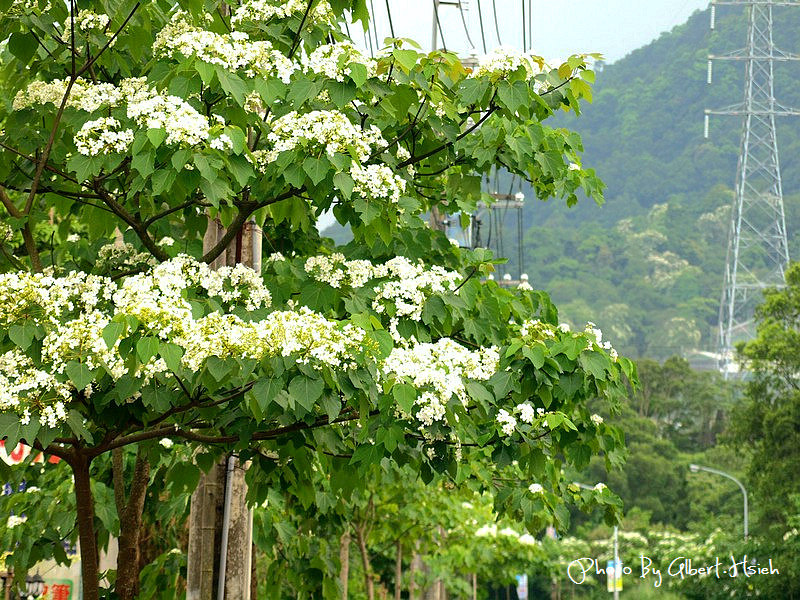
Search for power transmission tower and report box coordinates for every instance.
[705,0,800,376]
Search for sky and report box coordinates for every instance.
[358,0,710,63]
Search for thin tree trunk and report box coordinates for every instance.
[340,528,351,600]
[73,452,100,600]
[251,543,258,600]
[115,447,150,600]
[355,524,374,600]
[472,574,477,600]
[394,541,402,600]
[409,546,421,600]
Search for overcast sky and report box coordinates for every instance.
[358,0,710,63]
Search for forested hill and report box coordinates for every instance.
[515,5,800,359]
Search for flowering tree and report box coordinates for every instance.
[0,0,632,597]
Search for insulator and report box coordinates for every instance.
[707,60,713,84]
[710,4,716,30]
[704,114,710,139]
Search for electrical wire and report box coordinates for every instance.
[384,0,395,37]
[491,0,502,45]
[521,0,526,51]
[368,0,380,50]
[458,0,475,49]
[432,0,447,51]
[476,0,488,53]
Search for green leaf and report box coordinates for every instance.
[66,361,95,390]
[392,49,418,71]
[8,32,37,64]
[327,80,357,108]
[147,128,166,148]
[136,336,159,363]
[303,156,330,186]
[288,375,324,412]
[497,80,528,115]
[216,67,248,104]
[102,322,124,350]
[168,462,201,493]
[392,383,416,414]
[579,351,609,381]
[205,356,232,382]
[348,62,368,86]
[66,410,93,443]
[333,172,354,199]
[350,442,384,465]
[458,78,489,106]
[253,378,282,413]
[320,393,342,421]
[160,343,184,372]
[0,413,23,451]
[9,323,36,350]
[522,345,546,369]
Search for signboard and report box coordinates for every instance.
[42,578,74,600]
[515,574,528,600]
[606,560,623,592]
[0,441,60,465]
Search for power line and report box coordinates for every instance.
[432,0,447,51]
[384,0,395,37]
[458,1,475,50]
[491,0,502,45]
[368,0,380,50]
[476,0,487,52]
[521,0,526,51]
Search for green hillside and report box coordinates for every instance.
[509,5,800,359]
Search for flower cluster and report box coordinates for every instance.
[496,408,517,435]
[96,242,157,270]
[14,77,219,149]
[350,163,406,203]
[231,0,334,28]
[471,47,544,79]
[75,9,110,32]
[74,117,134,156]
[154,14,295,82]
[384,339,498,426]
[302,42,376,82]
[474,523,537,545]
[265,110,387,163]
[303,254,462,339]
[0,257,382,427]
[583,321,618,359]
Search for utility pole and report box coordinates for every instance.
[187,218,261,599]
[705,0,800,376]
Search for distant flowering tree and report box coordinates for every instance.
[0,0,631,597]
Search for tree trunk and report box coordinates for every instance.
[72,452,100,600]
[355,524,374,600]
[409,545,422,600]
[472,574,477,600]
[339,528,350,600]
[394,541,402,600]
[251,543,258,600]
[115,447,150,600]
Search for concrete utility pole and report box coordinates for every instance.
[186,218,261,600]
[706,0,800,377]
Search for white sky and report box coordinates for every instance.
[359,0,710,63]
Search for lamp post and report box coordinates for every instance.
[688,464,748,540]
[575,483,619,599]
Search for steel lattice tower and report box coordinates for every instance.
[705,0,800,376]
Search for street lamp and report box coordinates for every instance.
[574,482,619,600]
[688,464,748,539]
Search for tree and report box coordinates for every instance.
[734,262,800,535]
[0,1,630,598]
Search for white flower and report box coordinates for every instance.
[159,438,174,449]
[209,134,234,152]
[516,402,536,424]
[594,482,607,491]
[158,237,175,247]
[590,414,603,426]
[497,409,517,436]
[74,117,134,156]
[6,515,26,528]
[528,483,544,494]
